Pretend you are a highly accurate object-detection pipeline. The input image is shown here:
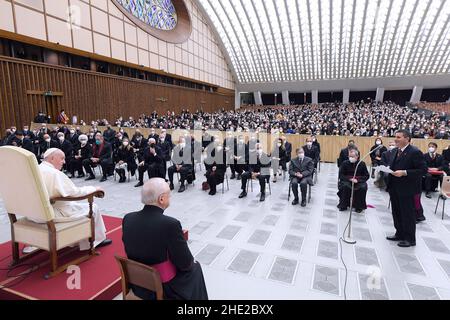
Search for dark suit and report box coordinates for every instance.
[284,142,293,163]
[122,205,208,300]
[337,147,354,167]
[70,144,92,176]
[387,145,426,243]
[303,145,320,168]
[240,152,271,193]
[289,156,314,201]
[83,142,113,178]
[138,146,165,182]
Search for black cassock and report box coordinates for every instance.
[122,205,208,300]
[337,160,370,210]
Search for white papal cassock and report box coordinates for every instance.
[38,161,107,250]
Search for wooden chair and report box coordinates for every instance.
[115,255,164,300]
[434,175,450,220]
[0,146,104,279]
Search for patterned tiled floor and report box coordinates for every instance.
[1,163,450,300]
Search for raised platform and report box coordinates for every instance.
[0,216,124,300]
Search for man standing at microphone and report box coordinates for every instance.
[386,130,426,248]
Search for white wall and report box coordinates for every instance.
[0,0,235,89]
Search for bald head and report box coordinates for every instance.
[141,178,171,209]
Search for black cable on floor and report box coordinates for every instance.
[0,254,40,289]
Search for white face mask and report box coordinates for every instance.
[389,146,396,151]
[298,153,305,159]
[58,137,64,142]
[277,143,282,147]
[70,130,75,134]
[307,142,312,147]
[376,140,382,145]
[123,142,129,147]
[45,138,51,143]
[349,157,357,164]
[80,141,87,146]
[429,147,436,154]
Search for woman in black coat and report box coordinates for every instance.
[114,138,137,183]
[338,149,370,213]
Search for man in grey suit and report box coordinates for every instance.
[289,148,314,207]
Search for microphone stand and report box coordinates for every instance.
[343,144,384,244]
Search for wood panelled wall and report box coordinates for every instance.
[0,56,234,134]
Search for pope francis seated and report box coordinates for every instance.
[24,148,112,253]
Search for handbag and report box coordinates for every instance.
[202,181,210,191]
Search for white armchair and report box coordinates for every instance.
[0,146,104,279]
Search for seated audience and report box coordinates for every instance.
[122,178,208,300]
[303,136,320,169]
[204,142,226,196]
[168,138,194,193]
[338,140,357,167]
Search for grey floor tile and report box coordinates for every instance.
[317,240,338,260]
[394,253,425,276]
[248,230,271,246]
[313,265,340,296]
[195,244,225,266]
[422,237,450,254]
[268,257,298,284]
[216,225,242,240]
[352,227,372,242]
[234,211,253,222]
[320,222,338,236]
[437,259,450,278]
[281,234,304,253]
[227,250,259,274]
[190,221,214,235]
[262,215,280,226]
[355,246,379,266]
[407,283,440,300]
[290,219,309,232]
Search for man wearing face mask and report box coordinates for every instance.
[289,148,314,207]
[103,124,116,143]
[370,138,387,179]
[423,142,444,199]
[148,128,159,141]
[271,138,287,183]
[168,138,194,193]
[303,137,320,171]
[337,140,357,168]
[55,132,73,171]
[83,134,113,182]
[239,143,271,202]
[135,138,165,187]
[67,128,79,146]
[69,134,92,178]
[232,135,248,180]
[204,142,226,196]
[337,149,370,213]
[8,130,34,152]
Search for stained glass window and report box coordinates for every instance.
[116,0,178,31]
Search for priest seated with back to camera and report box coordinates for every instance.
[337,149,370,213]
[122,178,208,300]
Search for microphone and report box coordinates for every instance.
[343,144,384,244]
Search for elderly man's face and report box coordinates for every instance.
[49,152,65,171]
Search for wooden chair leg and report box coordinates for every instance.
[11,241,19,265]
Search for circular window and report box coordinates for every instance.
[112,0,191,44]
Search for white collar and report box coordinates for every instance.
[42,161,56,169]
[401,144,410,152]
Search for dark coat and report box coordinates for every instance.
[386,145,427,196]
[122,205,208,300]
[289,156,314,184]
